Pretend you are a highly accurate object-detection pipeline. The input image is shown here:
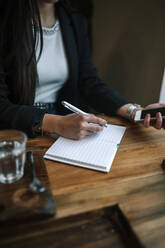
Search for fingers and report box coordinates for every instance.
[144,112,163,129]
[77,114,107,133]
[81,114,107,126]
[154,112,162,129]
[61,114,107,140]
[78,130,94,139]
[144,114,150,128]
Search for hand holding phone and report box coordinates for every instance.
[134,107,165,122]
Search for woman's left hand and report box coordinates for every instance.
[139,103,165,130]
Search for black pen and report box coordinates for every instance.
[62,101,107,127]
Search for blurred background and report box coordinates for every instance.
[70,0,165,106]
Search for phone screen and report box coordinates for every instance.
[141,107,165,119]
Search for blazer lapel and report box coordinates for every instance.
[57,5,79,85]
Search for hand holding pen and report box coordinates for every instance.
[60,101,107,139]
[62,101,107,128]
[41,101,108,140]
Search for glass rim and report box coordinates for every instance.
[0,129,27,146]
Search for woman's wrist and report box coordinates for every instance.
[116,103,142,121]
[42,114,53,134]
[116,104,132,118]
[42,114,62,134]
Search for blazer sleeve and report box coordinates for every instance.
[0,64,46,137]
[75,16,129,116]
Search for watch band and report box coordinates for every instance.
[125,104,141,120]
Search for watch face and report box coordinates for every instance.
[126,105,139,120]
[134,104,141,108]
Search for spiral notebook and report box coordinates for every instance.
[44,124,126,172]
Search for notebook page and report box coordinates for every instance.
[44,145,117,172]
[44,124,126,170]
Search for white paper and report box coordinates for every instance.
[44,124,126,172]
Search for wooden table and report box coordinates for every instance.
[1,116,165,248]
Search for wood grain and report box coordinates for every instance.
[45,118,165,198]
[120,174,165,248]
[0,206,130,248]
[1,116,165,248]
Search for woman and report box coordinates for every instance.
[0,0,163,139]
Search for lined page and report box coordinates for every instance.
[44,124,126,171]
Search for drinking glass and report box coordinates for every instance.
[0,130,27,184]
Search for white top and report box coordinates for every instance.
[34,20,69,103]
[159,68,165,102]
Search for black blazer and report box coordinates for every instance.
[0,4,128,137]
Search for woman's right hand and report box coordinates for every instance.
[42,113,107,140]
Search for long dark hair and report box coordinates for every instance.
[0,0,70,104]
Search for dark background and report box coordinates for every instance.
[70,0,165,106]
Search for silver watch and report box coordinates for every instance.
[125,104,141,120]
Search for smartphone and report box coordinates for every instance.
[134,107,165,122]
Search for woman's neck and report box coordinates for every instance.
[38,1,56,28]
